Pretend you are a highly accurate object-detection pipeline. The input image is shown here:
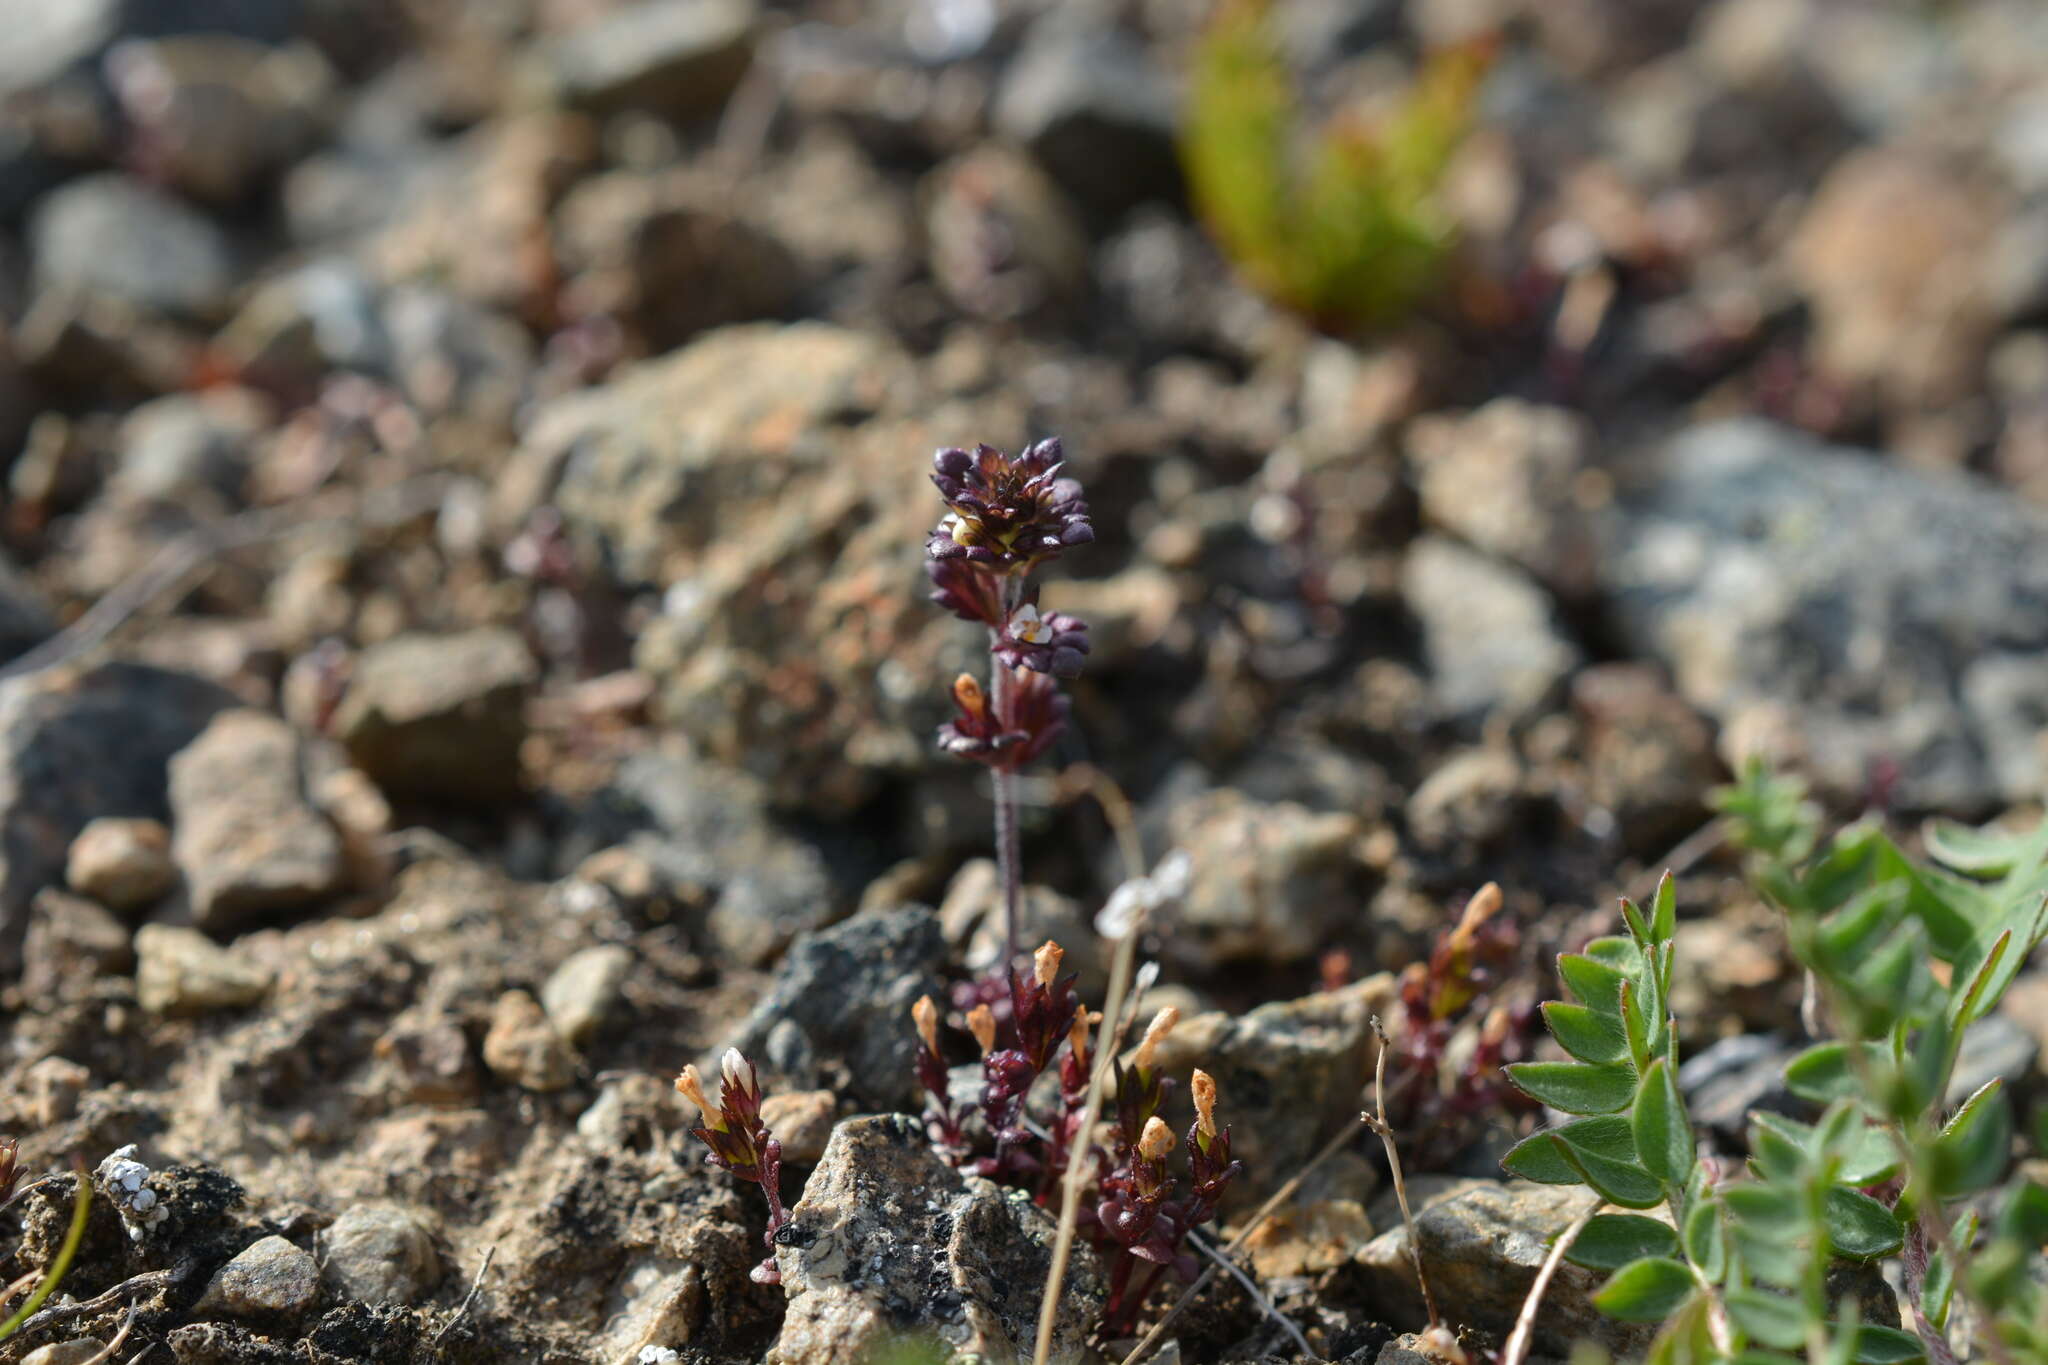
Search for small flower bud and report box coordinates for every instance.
[1481,1004,1511,1050]
[1137,1115,1174,1162]
[721,1047,749,1090]
[675,1064,714,1118]
[912,995,941,1056]
[952,673,986,717]
[966,1003,998,1055]
[1068,1008,1095,1067]
[1191,1069,1218,1139]
[1033,940,1064,988]
[1448,881,1502,952]
[1133,1006,1179,1072]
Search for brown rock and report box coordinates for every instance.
[65,816,176,914]
[333,628,536,805]
[169,709,345,932]
[482,989,576,1092]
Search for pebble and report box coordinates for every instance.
[196,1235,320,1319]
[482,989,577,1092]
[318,1204,441,1305]
[540,944,633,1046]
[28,173,235,319]
[333,628,537,805]
[169,709,346,933]
[65,816,177,914]
[135,923,273,1015]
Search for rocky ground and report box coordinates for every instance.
[3,0,2048,1362]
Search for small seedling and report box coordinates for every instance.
[676,1049,789,1286]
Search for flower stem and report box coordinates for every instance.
[989,580,1023,973]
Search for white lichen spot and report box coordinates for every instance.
[95,1144,168,1241]
[636,1348,680,1364]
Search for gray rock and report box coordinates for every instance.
[0,662,238,976]
[1404,537,1582,723]
[1406,400,1599,596]
[717,906,947,1113]
[1677,1032,1800,1147]
[1355,1178,1653,1358]
[1155,788,1367,969]
[29,174,235,319]
[170,710,346,933]
[317,1204,440,1305]
[381,283,535,429]
[0,0,302,95]
[1405,746,1524,855]
[114,389,271,504]
[541,0,756,121]
[22,889,134,1001]
[135,923,272,1014]
[66,816,177,914]
[540,944,633,1046]
[766,1113,1101,1365]
[333,628,536,805]
[1148,977,1392,1210]
[1598,419,2048,811]
[993,21,1181,223]
[575,750,841,967]
[195,1235,320,1319]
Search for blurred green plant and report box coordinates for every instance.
[1499,763,2048,1363]
[1180,0,1489,330]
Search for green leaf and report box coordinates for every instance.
[1846,919,1934,1031]
[1683,1198,1725,1281]
[1558,1139,1666,1209]
[1815,883,1904,967]
[1784,1041,1885,1104]
[1559,952,1632,1015]
[1851,1326,1927,1365]
[1544,1002,1629,1066]
[1502,1115,1634,1184]
[1932,1077,2011,1197]
[1507,1061,1637,1115]
[1593,1257,1697,1322]
[1724,1289,1807,1350]
[1621,895,1652,945]
[1620,980,1652,1073]
[1566,1214,1679,1271]
[1632,1058,1693,1184]
[1748,1122,1806,1184]
[1750,1112,1899,1185]
[1651,872,1677,942]
[1922,1244,1953,1331]
[1823,1187,1904,1259]
[1724,1185,1802,1232]
[1949,928,2012,1029]
[1924,816,2041,875]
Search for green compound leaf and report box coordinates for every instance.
[1749,1111,1900,1186]
[1566,1214,1679,1271]
[1632,1058,1694,1184]
[1824,1187,1905,1260]
[1507,1061,1637,1115]
[1724,1289,1807,1350]
[1503,1115,1635,1184]
[1593,1257,1697,1322]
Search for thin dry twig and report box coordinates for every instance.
[76,1304,140,1365]
[1118,1108,1372,1365]
[1186,1228,1314,1361]
[1499,1199,1602,1365]
[1365,1016,1441,1333]
[1031,767,1148,1365]
[430,1243,497,1349]
[0,477,453,684]
[12,1270,175,1341]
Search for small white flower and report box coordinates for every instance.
[1008,602,1051,644]
[1094,849,1192,939]
[720,1047,748,1089]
